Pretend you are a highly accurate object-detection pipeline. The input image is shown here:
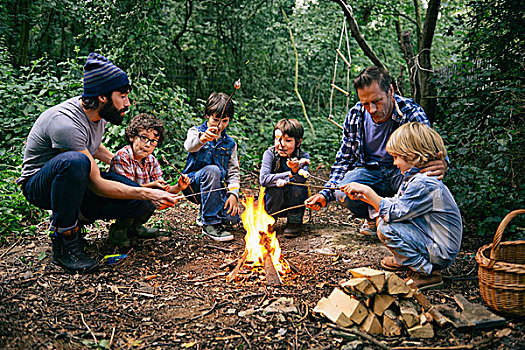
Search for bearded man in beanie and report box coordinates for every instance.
[18,53,178,273]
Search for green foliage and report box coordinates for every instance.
[434,0,525,236]
[0,163,46,242]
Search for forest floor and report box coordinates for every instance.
[1,171,524,349]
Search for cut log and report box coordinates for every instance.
[360,310,383,335]
[399,299,420,328]
[383,309,403,337]
[313,288,368,326]
[263,251,282,285]
[340,277,377,298]
[385,272,411,294]
[372,294,396,316]
[405,279,447,327]
[314,297,351,327]
[407,323,434,338]
[350,267,386,292]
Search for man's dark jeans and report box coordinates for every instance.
[22,151,155,233]
[334,165,404,220]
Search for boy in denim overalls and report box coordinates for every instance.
[182,92,240,242]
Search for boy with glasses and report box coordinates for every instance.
[110,113,190,247]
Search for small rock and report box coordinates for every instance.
[226,308,236,314]
[495,328,512,337]
[341,340,365,350]
[22,271,34,280]
[263,297,298,314]
[277,328,287,336]
[238,308,257,317]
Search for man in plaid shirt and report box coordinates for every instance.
[306,67,448,235]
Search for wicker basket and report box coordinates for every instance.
[475,209,525,316]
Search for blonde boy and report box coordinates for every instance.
[341,122,462,290]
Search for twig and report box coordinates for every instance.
[187,272,228,283]
[80,313,98,344]
[271,204,307,217]
[0,237,22,260]
[109,327,115,349]
[222,327,252,349]
[282,8,315,137]
[204,244,233,253]
[328,115,344,130]
[219,259,238,270]
[327,324,391,350]
[331,83,350,96]
[189,301,218,321]
[296,301,309,322]
[161,155,195,195]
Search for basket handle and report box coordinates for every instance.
[488,209,525,268]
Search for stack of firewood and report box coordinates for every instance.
[314,267,435,338]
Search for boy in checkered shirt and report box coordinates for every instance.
[109,113,189,246]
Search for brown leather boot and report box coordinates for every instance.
[406,270,443,291]
[283,222,303,238]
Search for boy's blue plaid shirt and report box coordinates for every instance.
[321,94,429,202]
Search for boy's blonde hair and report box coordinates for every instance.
[386,122,447,167]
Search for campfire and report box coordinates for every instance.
[226,188,292,285]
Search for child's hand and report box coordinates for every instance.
[200,127,220,143]
[224,194,239,216]
[286,158,301,173]
[339,182,369,201]
[177,174,191,190]
[147,180,170,191]
[298,158,310,167]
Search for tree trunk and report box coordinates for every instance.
[16,0,31,67]
[331,0,385,70]
[332,0,402,93]
[400,31,421,102]
[418,0,441,122]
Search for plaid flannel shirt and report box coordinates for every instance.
[110,145,164,185]
[321,94,429,202]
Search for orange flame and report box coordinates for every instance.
[241,188,291,274]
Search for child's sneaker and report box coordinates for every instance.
[359,219,377,236]
[406,270,443,291]
[202,224,234,242]
[196,212,203,227]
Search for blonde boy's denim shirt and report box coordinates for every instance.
[379,167,463,274]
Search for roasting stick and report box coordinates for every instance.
[161,155,196,195]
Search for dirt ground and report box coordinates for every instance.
[1,173,524,349]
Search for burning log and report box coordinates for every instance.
[226,188,293,285]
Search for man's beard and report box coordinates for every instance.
[99,98,127,125]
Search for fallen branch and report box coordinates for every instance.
[327,324,391,350]
[222,327,252,349]
[204,244,233,253]
[187,272,227,283]
[0,237,22,260]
